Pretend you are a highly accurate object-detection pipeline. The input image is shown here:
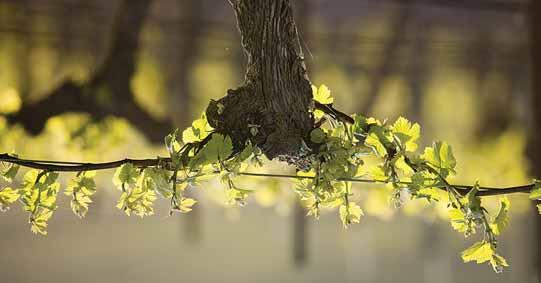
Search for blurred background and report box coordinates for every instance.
[0,0,539,282]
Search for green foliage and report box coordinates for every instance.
[421,141,456,177]
[189,134,232,168]
[312,84,333,105]
[19,170,60,235]
[491,197,510,236]
[0,84,524,273]
[339,201,363,228]
[113,166,158,217]
[390,117,420,152]
[0,160,19,182]
[530,179,541,200]
[182,112,213,144]
[0,187,19,211]
[312,84,333,118]
[461,241,508,273]
[65,171,96,218]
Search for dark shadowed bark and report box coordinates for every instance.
[7,0,174,143]
[206,0,314,161]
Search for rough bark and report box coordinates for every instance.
[206,0,314,161]
[7,0,174,143]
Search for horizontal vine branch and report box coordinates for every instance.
[0,153,534,197]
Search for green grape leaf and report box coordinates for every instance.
[0,187,20,211]
[312,84,333,105]
[365,133,387,157]
[462,241,508,273]
[182,112,213,144]
[491,197,510,236]
[421,141,456,176]
[144,168,171,198]
[449,208,475,235]
[466,183,482,212]
[189,134,233,168]
[164,128,183,162]
[352,114,369,136]
[490,254,509,273]
[391,117,420,152]
[237,142,254,162]
[30,210,54,236]
[310,128,326,143]
[462,241,494,264]
[20,171,60,235]
[416,187,444,202]
[65,171,97,218]
[226,188,252,207]
[0,162,19,182]
[529,180,541,199]
[113,163,138,190]
[117,183,157,217]
[339,202,363,228]
[365,125,393,157]
[173,197,197,213]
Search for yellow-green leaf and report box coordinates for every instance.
[189,134,233,168]
[312,84,333,105]
[421,141,456,176]
[113,163,138,190]
[182,112,213,144]
[391,117,420,152]
[339,202,363,228]
[65,171,97,218]
[491,197,510,236]
[461,241,493,264]
[0,187,20,211]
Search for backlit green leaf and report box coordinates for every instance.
[65,171,97,218]
[189,134,233,168]
[312,84,333,105]
[182,112,213,144]
[113,163,138,190]
[0,187,20,211]
[391,117,420,152]
[0,162,19,182]
[462,241,493,264]
[491,197,510,236]
[339,202,363,228]
[421,141,456,176]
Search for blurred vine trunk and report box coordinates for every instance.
[471,30,515,138]
[360,2,410,115]
[529,0,541,282]
[17,0,31,98]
